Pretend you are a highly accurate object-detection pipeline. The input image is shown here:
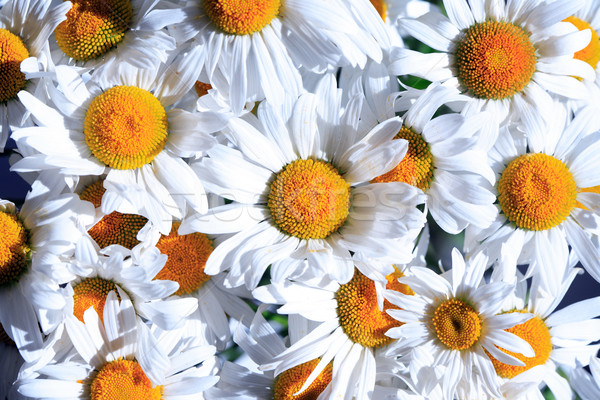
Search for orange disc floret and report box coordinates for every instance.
[203,0,281,35]
[154,222,213,295]
[72,277,119,323]
[0,211,30,287]
[273,359,333,400]
[268,159,350,240]
[431,299,482,350]
[84,86,168,170]
[487,312,552,379]
[80,180,148,249]
[194,81,212,97]
[91,359,163,400]
[564,16,600,70]
[498,153,577,231]
[336,269,408,348]
[369,0,387,21]
[55,0,132,61]
[0,29,29,103]
[455,20,537,100]
[371,125,434,190]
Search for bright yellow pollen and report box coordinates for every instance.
[371,126,434,190]
[273,359,333,400]
[85,86,168,170]
[336,269,411,348]
[564,16,600,70]
[431,299,482,350]
[72,277,119,323]
[455,20,537,100]
[369,0,387,21]
[268,159,350,240]
[487,312,552,379]
[55,0,132,61]
[91,359,163,400]
[154,222,213,295]
[498,153,577,231]
[0,29,29,103]
[203,0,281,35]
[194,81,212,97]
[80,180,148,249]
[0,211,29,287]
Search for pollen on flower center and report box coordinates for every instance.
[455,20,537,100]
[431,299,482,350]
[487,312,552,379]
[55,0,133,61]
[0,29,29,103]
[203,0,281,35]
[371,126,433,190]
[85,86,168,170]
[154,222,213,295]
[369,0,387,21]
[564,16,600,70]
[80,180,148,249]
[0,211,30,287]
[268,159,351,240]
[72,277,119,323]
[91,359,163,400]
[498,153,577,231]
[273,359,333,400]
[194,81,212,97]
[336,269,411,348]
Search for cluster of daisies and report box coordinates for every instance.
[1,0,600,398]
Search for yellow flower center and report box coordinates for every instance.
[84,86,168,170]
[194,81,212,97]
[369,0,387,21]
[564,16,600,70]
[455,20,537,100]
[54,0,132,61]
[203,0,281,35]
[72,277,119,323]
[80,180,148,249]
[273,359,333,400]
[0,29,29,103]
[577,185,600,210]
[154,222,213,295]
[268,159,351,240]
[336,269,411,348]
[487,312,552,379]
[371,126,433,190]
[91,359,163,400]
[0,211,30,287]
[498,153,577,231]
[431,299,482,350]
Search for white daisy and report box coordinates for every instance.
[16,291,220,399]
[0,0,70,151]
[50,0,179,86]
[464,102,600,294]
[486,268,600,400]
[389,0,595,134]
[11,52,225,234]
[385,248,535,399]
[571,356,600,400]
[181,74,427,288]
[253,260,416,399]
[164,0,388,114]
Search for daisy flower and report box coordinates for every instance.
[464,102,600,293]
[0,176,81,363]
[16,291,220,399]
[51,0,178,86]
[385,249,535,399]
[0,0,70,151]
[389,0,595,132]
[253,261,416,399]
[11,52,225,234]
[571,356,600,400]
[164,0,388,114]
[486,268,600,400]
[182,75,427,288]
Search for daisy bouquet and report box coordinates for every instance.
[0,0,599,399]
